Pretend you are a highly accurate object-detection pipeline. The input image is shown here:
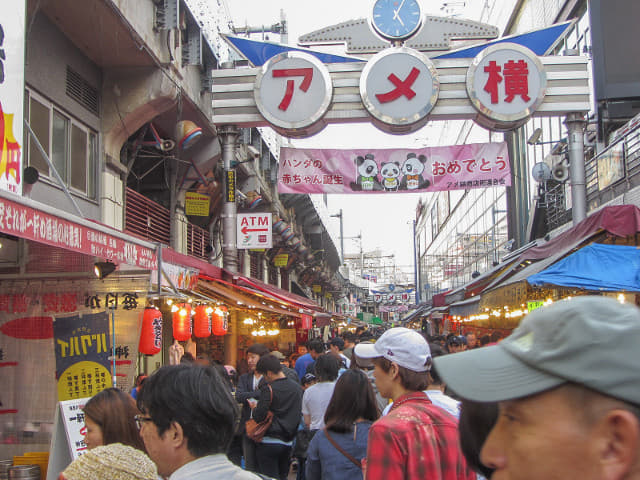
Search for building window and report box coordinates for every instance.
[24,89,97,200]
[268,265,278,286]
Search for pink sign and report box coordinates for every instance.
[0,196,157,269]
[278,142,510,194]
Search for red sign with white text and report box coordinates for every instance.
[0,196,156,269]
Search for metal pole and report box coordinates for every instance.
[565,112,587,224]
[339,209,344,265]
[219,125,240,273]
[111,307,116,387]
[413,220,420,304]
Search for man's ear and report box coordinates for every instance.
[165,421,188,449]
[594,409,640,480]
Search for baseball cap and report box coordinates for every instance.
[270,351,285,361]
[301,373,317,385]
[354,327,431,372]
[435,296,640,404]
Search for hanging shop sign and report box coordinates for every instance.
[466,43,547,131]
[527,300,545,312]
[155,262,199,290]
[0,193,157,269]
[273,253,288,267]
[185,192,210,216]
[254,51,333,137]
[360,47,439,134]
[53,311,111,401]
[237,212,272,249]
[0,0,25,194]
[226,170,236,202]
[278,142,509,194]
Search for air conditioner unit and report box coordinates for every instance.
[551,157,570,182]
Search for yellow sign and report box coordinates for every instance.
[274,254,288,267]
[527,300,545,312]
[57,361,111,401]
[185,192,210,216]
[312,284,322,293]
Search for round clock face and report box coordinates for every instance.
[372,0,422,40]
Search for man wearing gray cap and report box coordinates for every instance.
[354,327,474,480]
[435,296,640,480]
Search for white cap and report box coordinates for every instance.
[354,327,431,372]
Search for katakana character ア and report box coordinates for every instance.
[503,59,530,102]
[376,67,420,103]
[272,68,313,111]
[483,60,503,104]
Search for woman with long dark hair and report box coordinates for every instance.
[82,387,145,452]
[306,369,379,480]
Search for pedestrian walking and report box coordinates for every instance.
[306,369,379,480]
[355,327,475,480]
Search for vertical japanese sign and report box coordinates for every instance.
[53,312,111,401]
[59,397,90,458]
[254,51,333,137]
[0,0,25,194]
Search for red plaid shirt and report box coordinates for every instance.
[365,391,475,480]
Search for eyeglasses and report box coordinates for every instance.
[134,415,154,430]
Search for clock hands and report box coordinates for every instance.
[393,0,407,25]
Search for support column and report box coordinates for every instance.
[219,125,240,366]
[565,113,587,225]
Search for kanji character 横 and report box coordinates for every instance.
[503,59,530,102]
[376,67,420,103]
[483,60,503,104]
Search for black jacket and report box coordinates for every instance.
[253,376,303,442]
[236,372,265,434]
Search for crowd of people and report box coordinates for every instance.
[60,295,640,480]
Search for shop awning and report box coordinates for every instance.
[233,274,321,312]
[197,276,302,318]
[449,296,481,317]
[527,243,640,292]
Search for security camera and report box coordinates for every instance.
[247,145,260,159]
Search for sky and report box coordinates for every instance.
[223,1,467,274]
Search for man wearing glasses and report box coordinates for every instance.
[136,364,263,480]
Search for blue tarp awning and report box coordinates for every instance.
[527,243,640,292]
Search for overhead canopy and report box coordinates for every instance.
[233,274,321,312]
[527,243,640,292]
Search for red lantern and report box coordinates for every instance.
[139,307,162,355]
[212,307,228,336]
[193,305,212,338]
[172,304,192,341]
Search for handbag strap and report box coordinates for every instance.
[266,384,273,407]
[323,428,361,469]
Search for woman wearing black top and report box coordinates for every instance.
[252,354,303,480]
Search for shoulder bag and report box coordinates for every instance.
[323,427,362,469]
[245,384,274,443]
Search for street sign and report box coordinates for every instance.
[236,213,272,249]
[185,192,210,216]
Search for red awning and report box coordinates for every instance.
[232,274,321,312]
[161,247,223,279]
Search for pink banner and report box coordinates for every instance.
[278,142,510,194]
[0,196,157,269]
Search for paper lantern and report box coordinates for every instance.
[172,304,192,341]
[212,307,228,336]
[193,305,212,338]
[139,307,162,355]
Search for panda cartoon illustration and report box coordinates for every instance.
[349,153,383,191]
[400,153,430,190]
[380,161,401,192]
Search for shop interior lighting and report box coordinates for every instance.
[94,261,116,279]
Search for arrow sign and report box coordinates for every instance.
[237,213,272,249]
